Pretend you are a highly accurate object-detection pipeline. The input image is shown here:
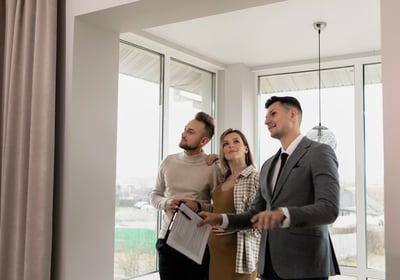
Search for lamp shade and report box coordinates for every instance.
[306,124,337,150]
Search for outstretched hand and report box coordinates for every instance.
[250,209,285,230]
[197,211,223,227]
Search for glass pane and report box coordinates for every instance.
[167,59,215,154]
[114,42,161,279]
[364,63,385,271]
[259,67,357,267]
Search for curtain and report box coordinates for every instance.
[0,1,57,280]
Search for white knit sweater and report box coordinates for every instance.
[150,150,221,238]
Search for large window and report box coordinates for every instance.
[258,61,384,279]
[114,42,161,279]
[114,40,216,279]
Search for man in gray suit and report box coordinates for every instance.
[198,96,340,280]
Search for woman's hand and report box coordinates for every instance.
[211,226,233,236]
[205,153,219,166]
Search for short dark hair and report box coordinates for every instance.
[195,112,215,139]
[265,96,302,114]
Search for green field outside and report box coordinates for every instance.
[115,227,156,251]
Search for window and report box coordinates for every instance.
[257,61,384,279]
[114,40,216,279]
[166,58,215,155]
[114,42,161,279]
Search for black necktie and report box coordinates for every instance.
[276,152,289,184]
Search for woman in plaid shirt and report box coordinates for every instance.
[208,128,261,280]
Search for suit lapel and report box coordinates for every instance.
[272,137,312,200]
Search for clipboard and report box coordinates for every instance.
[165,201,212,264]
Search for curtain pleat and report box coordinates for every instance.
[0,1,57,280]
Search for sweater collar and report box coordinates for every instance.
[181,150,206,162]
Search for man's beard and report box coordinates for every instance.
[179,141,199,151]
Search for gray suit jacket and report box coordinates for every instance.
[227,137,340,278]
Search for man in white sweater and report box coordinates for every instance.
[150,111,221,280]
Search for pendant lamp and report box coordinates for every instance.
[306,21,337,149]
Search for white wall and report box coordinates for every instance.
[381,1,400,279]
[56,17,120,280]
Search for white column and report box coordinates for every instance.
[381,0,400,278]
[217,63,256,152]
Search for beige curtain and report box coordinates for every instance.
[0,1,58,280]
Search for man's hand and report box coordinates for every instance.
[165,199,180,214]
[179,198,199,212]
[250,209,285,230]
[197,211,223,227]
[166,198,199,213]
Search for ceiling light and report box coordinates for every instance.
[306,21,337,149]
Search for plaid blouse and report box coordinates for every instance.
[233,165,261,274]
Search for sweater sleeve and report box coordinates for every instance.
[150,160,169,210]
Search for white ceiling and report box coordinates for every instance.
[140,0,381,68]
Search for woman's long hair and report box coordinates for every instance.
[219,128,255,178]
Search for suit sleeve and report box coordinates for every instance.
[227,183,266,230]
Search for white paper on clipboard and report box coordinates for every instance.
[166,202,212,264]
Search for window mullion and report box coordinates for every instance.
[354,62,368,278]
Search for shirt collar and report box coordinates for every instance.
[281,134,304,156]
[238,165,256,178]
